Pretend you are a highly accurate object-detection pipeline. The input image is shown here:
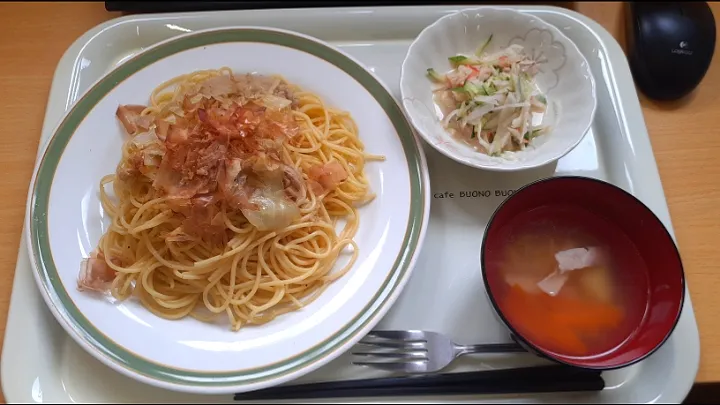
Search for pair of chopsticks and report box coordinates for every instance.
[233,364,604,401]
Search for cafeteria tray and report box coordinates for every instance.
[1,5,700,403]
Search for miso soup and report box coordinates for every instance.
[485,204,650,357]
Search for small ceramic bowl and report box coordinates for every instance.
[481,176,685,370]
[400,7,597,171]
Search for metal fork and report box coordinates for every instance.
[352,330,527,374]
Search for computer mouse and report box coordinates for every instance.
[626,2,716,101]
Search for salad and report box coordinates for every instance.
[427,36,550,157]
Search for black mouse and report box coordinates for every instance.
[626,2,716,101]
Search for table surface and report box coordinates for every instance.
[0,1,718,400]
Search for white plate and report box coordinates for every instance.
[24,26,430,395]
[400,7,597,171]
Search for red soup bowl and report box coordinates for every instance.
[481,176,685,370]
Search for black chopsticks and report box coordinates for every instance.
[233,364,605,401]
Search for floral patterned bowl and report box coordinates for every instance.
[400,7,597,171]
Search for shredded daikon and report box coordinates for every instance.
[427,37,551,156]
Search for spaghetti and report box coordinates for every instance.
[78,68,383,331]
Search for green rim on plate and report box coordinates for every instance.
[29,28,426,387]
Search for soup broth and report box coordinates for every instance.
[486,204,650,358]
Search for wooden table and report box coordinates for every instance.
[0,1,717,400]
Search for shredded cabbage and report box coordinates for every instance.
[240,169,300,231]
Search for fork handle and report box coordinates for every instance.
[455,342,526,356]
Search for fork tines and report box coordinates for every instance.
[352,330,430,370]
[364,330,427,340]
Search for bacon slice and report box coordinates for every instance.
[116,105,152,136]
[308,161,348,195]
[78,251,117,293]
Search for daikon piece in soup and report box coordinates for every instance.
[487,204,650,358]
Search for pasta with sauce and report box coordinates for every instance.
[77,67,383,331]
